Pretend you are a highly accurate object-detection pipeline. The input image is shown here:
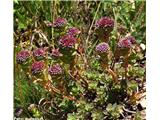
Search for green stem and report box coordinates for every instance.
[85,1,102,63]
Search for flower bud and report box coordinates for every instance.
[33,48,46,60]
[96,42,110,53]
[118,36,136,49]
[59,35,77,48]
[48,64,62,77]
[95,17,114,28]
[67,27,81,36]
[16,50,30,64]
[95,17,114,42]
[31,61,45,75]
[52,18,67,28]
[115,36,136,58]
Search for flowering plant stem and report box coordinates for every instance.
[44,81,78,102]
[100,61,118,83]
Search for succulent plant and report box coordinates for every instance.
[95,17,114,42]
[14,2,145,119]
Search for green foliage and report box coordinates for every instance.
[104,103,123,120]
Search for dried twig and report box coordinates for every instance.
[123,106,136,114]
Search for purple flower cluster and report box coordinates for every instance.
[118,36,136,48]
[48,64,62,76]
[67,27,81,36]
[52,18,67,28]
[95,17,114,28]
[16,50,30,64]
[51,48,62,57]
[96,42,109,53]
[59,35,77,48]
[33,48,46,58]
[31,61,45,74]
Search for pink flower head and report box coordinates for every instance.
[31,61,45,74]
[33,48,46,58]
[48,64,62,76]
[95,17,114,28]
[52,18,67,28]
[51,48,62,57]
[59,35,77,48]
[16,50,30,64]
[67,27,81,36]
[118,36,136,48]
[96,42,109,53]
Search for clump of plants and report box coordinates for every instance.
[14,1,145,120]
